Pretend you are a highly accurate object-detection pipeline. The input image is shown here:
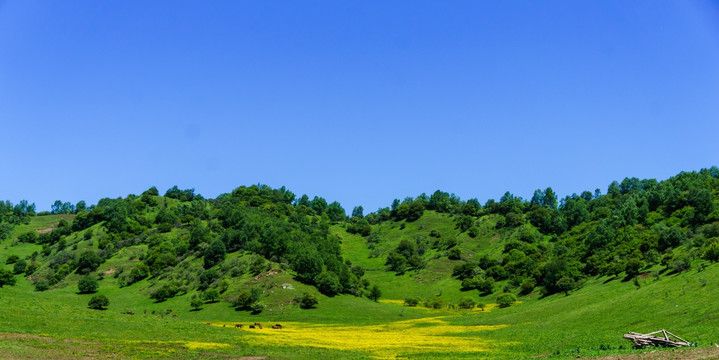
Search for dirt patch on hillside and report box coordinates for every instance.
[35,228,55,234]
[252,269,281,282]
[590,346,719,360]
[103,268,117,277]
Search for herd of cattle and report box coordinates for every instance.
[121,309,281,329]
[207,322,283,329]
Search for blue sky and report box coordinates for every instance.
[1,1,718,212]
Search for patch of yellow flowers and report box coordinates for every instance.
[223,316,510,359]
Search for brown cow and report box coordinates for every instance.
[206,322,211,325]
[272,324,282,329]
[249,325,255,329]
[254,322,261,326]
[144,310,147,314]
[172,314,178,318]
[235,324,243,328]
[166,309,172,313]
[258,324,263,329]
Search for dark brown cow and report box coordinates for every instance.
[166,309,172,313]
[172,314,178,318]
[249,325,255,329]
[206,322,211,325]
[144,310,147,314]
[235,324,243,328]
[272,324,282,329]
[258,324,263,329]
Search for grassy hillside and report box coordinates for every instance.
[1,168,718,358]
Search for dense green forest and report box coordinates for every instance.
[1,167,718,310]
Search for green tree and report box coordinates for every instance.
[0,269,16,287]
[624,258,645,278]
[202,288,220,303]
[5,255,19,264]
[13,259,27,274]
[298,292,318,309]
[368,284,382,302]
[76,250,102,274]
[351,206,364,218]
[88,294,109,310]
[325,201,346,222]
[703,242,719,262]
[190,295,203,310]
[458,297,476,309]
[233,288,262,309]
[555,277,576,295]
[128,263,150,284]
[77,275,98,294]
[203,239,226,269]
[315,270,342,295]
[496,293,517,308]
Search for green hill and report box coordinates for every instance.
[1,167,718,359]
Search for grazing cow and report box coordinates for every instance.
[144,310,147,314]
[249,325,255,329]
[172,314,178,318]
[223,324,226,327]
[128,311,135,315]
[166,309,172,313]
[206,322,211,325]
[235,324,243,328]
[272,324,282,329]
[152,311,155,315]
[258,324,263,329]
[254,322,261,326]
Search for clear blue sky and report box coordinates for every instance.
[1,1,718,212]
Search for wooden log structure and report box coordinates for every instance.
[623,329,691,348]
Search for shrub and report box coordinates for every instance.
[128,263,150,284]
[25,262,39,276]
[368,285,381,302]
[78,275,98,294]
[426,298,444,309]
[233,288,262,309]
[447,248,461,260]
[202,289,220,303]
[496,293,517,308]
[404,297,420,307]
[88,294,109,310]
[190,295,203,310]
[461,277,480,291]
[76,250,102,274]
[520,279,535,295]
[250,302,264,314]
[467,226,480,238]
[458,297,476,309]
[298,293,318,309]
[0,269,17,287]
[150,284,178,302]
[703,242,719,262]
[34,279,49,291]
[18,231,38,243]
[5,255,19,264]
[198,269,219,290]
[477,277,495,295]
[13,260,27,274]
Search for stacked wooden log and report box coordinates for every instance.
[623,329,691,348]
